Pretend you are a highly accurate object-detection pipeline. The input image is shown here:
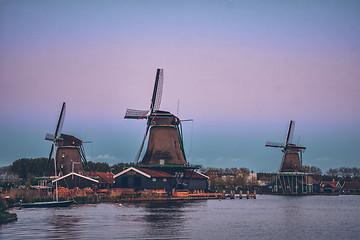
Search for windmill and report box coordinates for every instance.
[125,69,188,166]
[266,120,306,172]
[45,102,88,177]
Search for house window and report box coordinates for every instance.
[152,178,157,182]
[163,178,167,182]
[160,159,165,165]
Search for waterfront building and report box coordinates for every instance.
[52,172,99,189]
[320,180,341,193]
[342,182,360,193]
[113,167,208,192]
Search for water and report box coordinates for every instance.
[1,195,360,240]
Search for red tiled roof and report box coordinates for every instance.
[320,181,340,188]
[138,168,173,178]
[184,171,208,179]
[342,182,360,190]
[84,172,114,184]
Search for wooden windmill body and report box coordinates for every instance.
[55,134,85,175]
[123,69,206,193]
[124,69,188,166]
[266,120,306,172]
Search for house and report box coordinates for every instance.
[320,180,341,193]
[342,182,360,194]
[52,172,99,189]
[113,167,208,193]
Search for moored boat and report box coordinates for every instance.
[21,200,73,208]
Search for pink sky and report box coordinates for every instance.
[1,1,360,171]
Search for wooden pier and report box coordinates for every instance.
[227,190,256,199]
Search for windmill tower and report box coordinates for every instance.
[45,102,88,177]
[265,120,313,194]
[125,69,187,166]
[124,69,202,192]
[266,120,306,172]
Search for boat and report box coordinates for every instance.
[21,200,73,208]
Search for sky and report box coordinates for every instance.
[1,0,360,173]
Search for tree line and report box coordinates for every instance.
[6,158,131,184]
[4,158,359,186]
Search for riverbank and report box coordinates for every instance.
[0,198,17,224]
[0,211,17,224]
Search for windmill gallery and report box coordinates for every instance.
[12,69,319,205]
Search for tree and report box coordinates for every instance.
[87,161,111,172]
[326,168,339,179]
[10,158,54,181]
[111,163,130,174]
[303,165,322,176]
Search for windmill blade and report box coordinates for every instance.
[45,133,55,141]
[135,123,151,163]
[124,109,149,119]
[181,119,194,122]
[290,146,306,151]
[54,102,66,139]
[285,120,295,145]
[43,143,55,176]
[150,68,163,113]
[265,141,284,148]
[48,144,54,162]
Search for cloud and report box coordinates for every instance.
[91,154,118,162]
[315,157,330,162]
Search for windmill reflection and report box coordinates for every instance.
[50,214,82,239]
[141,201,197,239]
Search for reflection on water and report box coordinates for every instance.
[50,214,82,240]
[141,201,197,239]
[1,196,360,240]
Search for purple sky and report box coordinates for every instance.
[1,0,360,172]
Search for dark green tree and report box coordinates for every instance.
[87,161,111,172]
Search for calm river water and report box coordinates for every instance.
[1,195,360,240]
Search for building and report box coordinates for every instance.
[342,182,360,194]
[114,167,208,193]
[320,180,341,193]
[52,172,99,189]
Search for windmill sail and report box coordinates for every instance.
[124,109,149,119]
[285,120,295,145]
[45,102,66,141]
[265,141,284,148]
[150,69,163,112]
[45,133,55,141]
[135,124,151,163]
[44,102,66,176]
[124,69,164,162]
